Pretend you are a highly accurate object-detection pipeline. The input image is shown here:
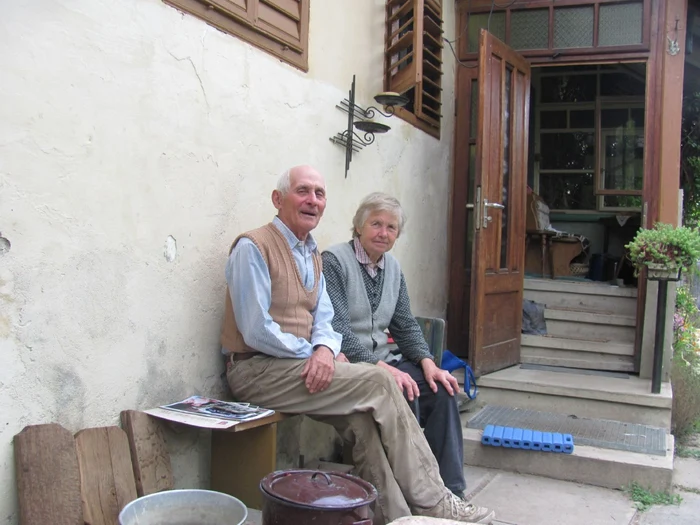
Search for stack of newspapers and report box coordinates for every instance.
[146,396,275,429]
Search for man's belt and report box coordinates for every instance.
[229,351,263,362]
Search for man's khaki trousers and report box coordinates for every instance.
[227,357,449,522]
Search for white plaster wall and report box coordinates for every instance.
[0,0,456,520]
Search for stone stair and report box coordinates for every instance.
[521,278,638,372]
[460,278,673,492]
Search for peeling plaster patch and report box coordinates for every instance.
[0,235,10,255]
[0,316,10,338]
[164,235,177,262]
[53,366,87,429]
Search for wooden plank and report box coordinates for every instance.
[120,410,174,497]
[14,423,83,525]
[75,427,138,525]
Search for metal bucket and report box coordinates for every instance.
[118,489,248,525]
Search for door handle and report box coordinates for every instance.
[482,199,505,228]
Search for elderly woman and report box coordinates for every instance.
[322,192,466,498]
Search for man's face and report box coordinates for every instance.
[273,166,327,240]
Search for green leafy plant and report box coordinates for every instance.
[625,223,700,273]
[681,91,700,226]
[672,284,700,439]
[625,482,682,511]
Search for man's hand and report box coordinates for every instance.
[336,352,350,363]
[301,346,336,394]
[420,358,460,396]
[377,361,420,401]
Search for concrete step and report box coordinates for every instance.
[544,307,636,343]
[520,334,635,372]
[461,427,673,493]
[475,365,672,428]
[524,278,638,317]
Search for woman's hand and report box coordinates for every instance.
[377,361,420,401]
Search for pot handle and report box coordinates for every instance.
[310,471,333,486]
[352,521,372,525]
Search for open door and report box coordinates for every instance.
[447,30,530,376]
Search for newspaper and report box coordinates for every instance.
[145,396,275,429]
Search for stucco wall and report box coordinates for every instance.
[0,0,456,520]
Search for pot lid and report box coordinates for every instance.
[260,470,377,509]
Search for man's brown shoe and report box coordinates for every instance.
[414,492,495,524]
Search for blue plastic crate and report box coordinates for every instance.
[480,426,575,455]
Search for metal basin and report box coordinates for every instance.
[119,489,248,525]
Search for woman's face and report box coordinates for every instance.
[357,210,400,262]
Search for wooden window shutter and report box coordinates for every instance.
[385,0,443,133]
[164,0,309,71]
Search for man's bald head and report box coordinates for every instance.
[276,165,325,196]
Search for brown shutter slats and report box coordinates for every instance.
[384,0,442,134]
[163,0,308,71]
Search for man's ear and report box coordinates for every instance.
[271,189,282,210]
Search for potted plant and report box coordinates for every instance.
[625,223,700,280]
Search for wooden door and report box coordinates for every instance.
[447,30,530,376]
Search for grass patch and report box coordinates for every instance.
[626,482,682,511]
[676,446,700,459]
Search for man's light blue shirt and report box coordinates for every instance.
[225,216,342,359]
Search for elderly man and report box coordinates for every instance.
[221,165,494,525]
[322,192,467,499]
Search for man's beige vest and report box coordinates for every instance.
[220,223,321,354]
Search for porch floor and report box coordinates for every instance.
[478,365,671,409]
[466,404,668,456]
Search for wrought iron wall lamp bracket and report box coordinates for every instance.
[329,75,408,178]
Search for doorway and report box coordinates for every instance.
[526,64,646,286]
[447,40,646,376]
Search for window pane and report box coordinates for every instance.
[600,73,645,96]
[570,109,595,128]
[599,2,643,47]
[539,173,596,210]
[501,68,512,269]
[602,195,643,209]
[541,110,568,129]
[468,13,506,52]
[510,9,549,50]
[540,132,595,170]
[602,131,644,191]
[601,108,631,128]
[554,6,594,49]
[631,108,645,127]
[540,74,596,103]
[470,79,478,139]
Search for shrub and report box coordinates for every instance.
[672,285,700,439]
[626,223,700,274]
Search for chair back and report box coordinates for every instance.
[415,316,445,367]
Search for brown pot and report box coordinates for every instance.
[260,469,377,525]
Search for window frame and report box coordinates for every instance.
[164,0,310,72]
[456,0,651,64]
[533,66,646,212]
